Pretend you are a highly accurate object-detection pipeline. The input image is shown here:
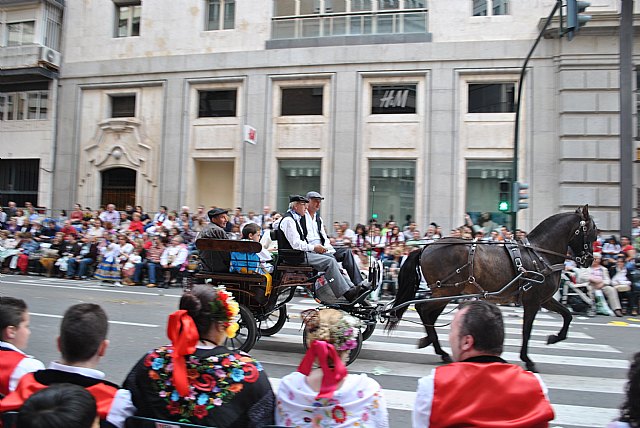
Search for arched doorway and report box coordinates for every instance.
[101,168,136,209]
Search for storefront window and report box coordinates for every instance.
[368,160,415,224]
[466,160,513,230]
[277,159,321,212]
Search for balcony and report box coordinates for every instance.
[267,10,431,49]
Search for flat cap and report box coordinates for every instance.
[289,195,309,203]
[208,208,229,219]
[306,191,324,200]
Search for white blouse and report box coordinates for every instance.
[275,371,389,428]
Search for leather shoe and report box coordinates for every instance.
[343,284,371,302]
[614,309,623,317]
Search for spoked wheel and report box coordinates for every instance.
[259,306,287,336]
[302,328,363,366]
[224,304,257,352]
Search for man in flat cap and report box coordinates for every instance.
[276,195,365,302]
[196,208,230,272]
[305,191,367,289]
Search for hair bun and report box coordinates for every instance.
[179,292,202,318]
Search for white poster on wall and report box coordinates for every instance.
[243,125,257,145]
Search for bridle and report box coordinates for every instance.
[571,220,593,268]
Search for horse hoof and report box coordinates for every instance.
[525,362,538,372]
[441,354,453,364]
[547,334,560,345]
[417,337,431,349]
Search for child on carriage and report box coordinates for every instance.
[230,223,273,296]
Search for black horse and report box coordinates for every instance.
[387,205,597,372]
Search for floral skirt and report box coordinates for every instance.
[94,260,120,281]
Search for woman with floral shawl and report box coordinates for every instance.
[124,284,275,427]
[275,308,389,427]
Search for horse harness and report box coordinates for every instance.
[429,220,592,296]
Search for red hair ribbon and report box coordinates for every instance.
[297,340,348,399]
[166,310,199,396]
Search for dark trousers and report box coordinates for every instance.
[334,247,364,286]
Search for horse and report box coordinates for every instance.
[387,205,597,372]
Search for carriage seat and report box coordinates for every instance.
[194,239,266,284]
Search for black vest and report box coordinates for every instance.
[276,211,308,264]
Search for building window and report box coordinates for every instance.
[473,0,509,16]
[43,3,63,50]
[6,21,35,46]
[206,0,235,30]
[369,160,415,224]
[110,95,136,118]
[0,90,49,121]
[272,0,427,39]
[468,83,515,113]
[198,90,237,117]
[116,3,141,37]
[466,160,512,229]
[277,159,321,212]
[371,84,416,114]
[281,87,323,116]
[0,159,40,207]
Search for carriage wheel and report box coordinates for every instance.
[302,328,363,366]
[224,304,257,352]
[259,306,288,337]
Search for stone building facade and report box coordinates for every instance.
[42,0,640,231]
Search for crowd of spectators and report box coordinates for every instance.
[1,201,639,306]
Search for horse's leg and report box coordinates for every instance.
[542,297,573,345]
[520,299,541,372]
[416,302,452,364]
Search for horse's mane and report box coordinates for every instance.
[526,211,581,244]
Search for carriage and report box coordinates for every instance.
[190,238,384,363]
[191,205,597,371]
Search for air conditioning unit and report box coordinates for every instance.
[39,47,61,68]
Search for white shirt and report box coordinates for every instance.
[304,212,335,254]
[47,361,136,428]
[0,341,44,392]
[279,211,315,252]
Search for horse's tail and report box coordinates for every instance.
[385,249,422,332]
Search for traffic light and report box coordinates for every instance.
[498,180,511,212]
[512,181,530,212]
[566,0,591,41]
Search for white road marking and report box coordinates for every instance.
[30,312,159,328]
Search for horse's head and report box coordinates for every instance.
[568,205,597,268]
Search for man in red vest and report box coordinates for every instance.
[412,300,555,428]
[0,303,135,427]
[0,297,44,396]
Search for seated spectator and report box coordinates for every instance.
[0,231,20,273]
[124,284,274,427]
[15,232,39,275]
[611,256,633,315]
[159,236,188,288]
[86,219,105,239]
[276,308,388,427]
[70,204,85,225]
[588,253,623,317]
[0,297,45,396]
[66,236,98,280]
[17,383,99,428]
[134,235,165,288]
[607,351,640,428]
[0,303,135,427]
[37,234,63,277]
[59,220,78,237]
[413,300,554,427]
[127,213,145,235]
